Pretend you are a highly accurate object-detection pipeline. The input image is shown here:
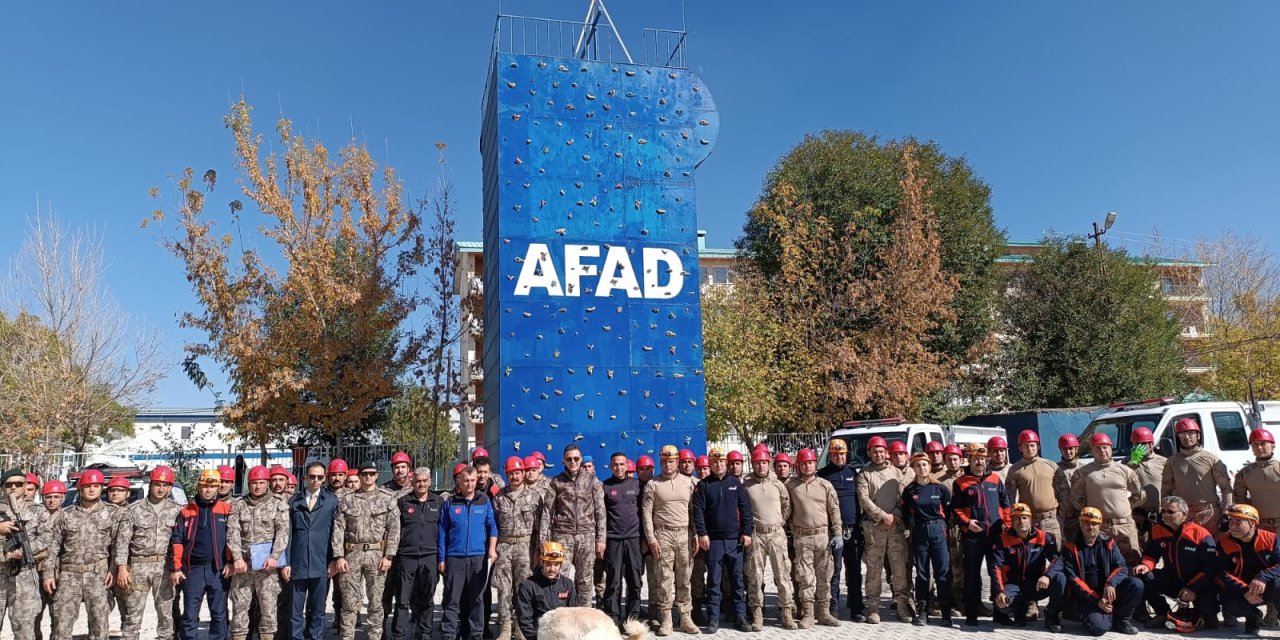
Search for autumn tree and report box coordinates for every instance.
[1,215,162,453]
[150,100,429,451]
[734,145,960,430]
[997,237,1186,408]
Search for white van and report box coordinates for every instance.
[826,418,1005,466]
[1078,398,1259,473]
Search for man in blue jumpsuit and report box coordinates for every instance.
[992,502,1065,631]
[817,438,864,622]
[948,446,1009,626]
[1062,507,1142,636]
[902,452,953,627]
[692,449,754,633]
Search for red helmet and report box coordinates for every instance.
[988,436,1009,450]
[287,473,297,485]
[774,452,793,465]
[248,465,270,482]
[637,455,655,469]
[626,459,636,472]
[107,476,130,490]
[79,469,105,486]
[867,436,888,451]
[1131,427,1155,445]
[1174,418,1201,434]
[41,479,66,496]
[752,443,770,453]
[269,465,289,478]
[218,465,235,482]
[25,473,39,486]
[726,450,744,462]
[796,448,817,463]
[149,466,175,483]
[888,441,908,454]
[1251,429,1275,444]
[1090,433,1113,447]
[505,456,525,472]
[471,447,490,461]
[391,452,411,465]
[453,463,469,477]
[943,444,964,457]
[1017,430,1039,445]
[679,449,696,462]
[925,441,944,453]
[328,459,349,474]
[695,455,709,468]
[751,448,771,463]
[1058,434,1080,448]
[523,455,541,469]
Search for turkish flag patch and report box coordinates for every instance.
[408,507,415,514]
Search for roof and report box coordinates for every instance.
[135,407,221,422]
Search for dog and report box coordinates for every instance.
[537,607,648,640]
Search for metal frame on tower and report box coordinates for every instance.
[573,0,633,64]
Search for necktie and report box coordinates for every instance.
[307,493,316,511]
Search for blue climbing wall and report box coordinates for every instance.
[480,51,718,475]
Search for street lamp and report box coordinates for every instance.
[1089,211,1118,248]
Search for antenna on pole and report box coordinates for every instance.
[574,0,634,64]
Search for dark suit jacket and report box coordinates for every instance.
[288,489,338,580]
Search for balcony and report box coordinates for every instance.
[1161,283,1209,301]
[1180,326,1213,339]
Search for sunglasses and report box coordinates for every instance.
[2,483,25,489]
[307,474,326,480]
[565,457,581,462]
[1160,508,1183,514]
[359,471,379,476]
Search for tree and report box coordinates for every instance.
[2,215,163,452]
[997,237,1186,408]
[731,145,960,430]
[150,100,429,451]
[739,131,1005,364]
[157,425,208,498]
[383,382,461,469]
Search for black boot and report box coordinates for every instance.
[704,607,719,635]
[1046,612,1063,633]
[733,617,752,633]
[993,608,1014,626]
[1246,612,1262,635]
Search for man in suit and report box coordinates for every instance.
[282,462,338,640]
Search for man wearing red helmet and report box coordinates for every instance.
[1162,417,1233,529]
[218,466,237,503]
[1006,430,1063,548]
[726,451,745,480]
[326,459,350,497]
[117,467,183,640]
[383,453,413,500]
[817,438,865,623]
[0,468,48,640]
[744,446,796,630]
[41,467,125,640]
[695,455,711,480]
[678,449,698,480]
[786,448,842,628]
[888,441,910,471]
[227,467,290,640]
[492,456,546,640]
[268,467,290,501]
[1067,433,1144,565]
[1235,429,1280,534]
[773,452,792,481]
[857,436,912,624]
[1053,434,1083,543]
[642,445,700,636]
[925,441,946,475]
[1125,427,1166,545]
[988,436,1011,482]
[25,473,41,502]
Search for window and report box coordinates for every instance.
[181,424,192,440]
[1211,412,1249,451]
[929,432,944,445]
[700,266,734,286]
[911,433,926,454]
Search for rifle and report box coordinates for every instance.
[0,494,35,576]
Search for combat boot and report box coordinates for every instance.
[798,602,815,629]
[657,610,673,637]
[1265,604,1279,627]
[779,607,798,630]
[914,599,929,627]
[749,606,763,632]
[816,601,840,627]
[677,612,701,635]
[261,634,274,640]
[895,597,914,624]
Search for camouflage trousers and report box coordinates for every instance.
[652,526,693,615]
[492,539,533,627]
[551,532,597,607]
[121,560,176,640]
[339,549,389,640]
[644,550,659,619]
[1037,513,1063,549]
[54,564,112,640]
[230,570,281,637]
[1102,518,1142,567]
[861,521,910,609]
[745,526,792,612]
[1,569,41,640]
[791,530,833,606]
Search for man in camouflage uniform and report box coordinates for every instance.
[40,469,123,640]
[1053,434,1082,544]
[492,457,547,640]
[228,466,290,640]
[383,452,414,498]
[1068,433,1144,564]
[1233,428,1280,626]
[34,479,66,640]
[1162,417,1233,528]
[643,445,700,636]
[332,462,400,640]
[743,448,795,630]
[117,467,183,640]
[1,468,48,640]
[856,436,912,623]
[548,444,606,607]
[786,448,842,629]
[1126,427,1166,544]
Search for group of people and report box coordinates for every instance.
[4,414,1280,640]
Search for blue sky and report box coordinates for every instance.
[2,1,1277,407]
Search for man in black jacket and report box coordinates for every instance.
[1063,507,1142,636]
[602,452,643,626]
[389,468,442,640]
[693,449,754,633]
[515,542,578,640]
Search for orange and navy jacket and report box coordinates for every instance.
[992,528,1062,593]
[1217,529,1280,596]
[949,472,1010,534]
[1062,533,1128,603]
[169,498,233,572]
[1139,521,1215,589]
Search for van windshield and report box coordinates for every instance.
[830,430,909,466]
[1078,413,1162,460]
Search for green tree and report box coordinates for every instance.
[739,131,1005,362]
[383,382,461,471]
[997,237,1187,408]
